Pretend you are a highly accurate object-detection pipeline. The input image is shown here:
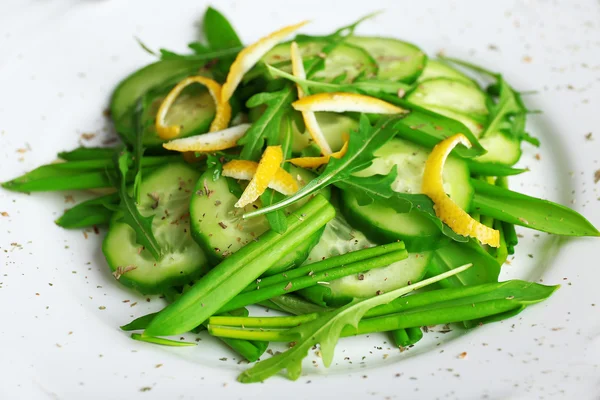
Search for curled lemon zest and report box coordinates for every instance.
[162,124,250,153]
[222,160,299,196]
[290,41,332,155]
[156,76,231,140]
[422,134,500,247]
[221,21,309,104]
[290,42,306,99]
[234,146,284,208]
[292,92,407,114]
[288,133,349,168]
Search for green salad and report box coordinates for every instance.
[3,7,598,383]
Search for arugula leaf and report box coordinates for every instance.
[158,46,242,62]
[266,64,410,97]
[206,153,223,181]
[243,114,409,219]
[239,86,295,161]
[381,95,486,158]
[55,193,119,229]
[239,14,378,161]
[203,7,243,75]
[237,263,472,382]
[203,7,242,51]
[481,79,525,140]
[294,11,382,43]
[334,168,468,242]
[261,112,294,233]
[187,41,209,54]
[439,56,538,146]
[112,151,162,260]
[429,239,500,288]
[134,36,157,56]
[132,99,146,202]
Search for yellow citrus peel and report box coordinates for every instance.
[221,20,309,104]
[422,134,500,247]
[222,160,299,196]
[162,124,250,152]
[234,146,284,208]
[155,76,231,140]
[292,92,407,114]
[290,41,333,155]
[288,133,349,168]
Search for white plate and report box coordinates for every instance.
[1,0,599,398]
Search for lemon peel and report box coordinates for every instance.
[288,133,349,168]
[290,41,333,155]
[156,76,231,140]
[292,92,407,114]
[422,133,500,247]
[222,160,299,196]
[234,146,284,208]
[162,124,250,152]
[221,21,309,104]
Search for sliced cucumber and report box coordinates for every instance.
[424,106,485,138]
[110,60,205,138]
[418,59,476,86]
[102,163,208,294]
[140,84,216,148]
[189,166,330,272]
[475,131,522,165]
[340,138,473,251]
[291,112,359,153]
[407,78,489,118]
[345,36,427,82]
[341,192,441,251]
[354,138,473,210]
[262,40,377,83]
[299,216,431,305]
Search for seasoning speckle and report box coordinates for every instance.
[112,265,137,280]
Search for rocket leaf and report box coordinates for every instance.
[237,263,473,382]
[112,150,162,260]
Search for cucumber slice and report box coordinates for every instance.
[355,138,473,210]
[407,78,489,118]
[189,166,330,272]
[424,106,485,138]
[291,112,359,153]
[110,60,205,138]
[340,138,473,251]
[345,36,427,82]
[418,59,476,86]
[262,40,377,83]
[341,192,441,251]
[140,84,216,148]
[300,216,431,305]
[102,163,208,294]
[475,131,522,165]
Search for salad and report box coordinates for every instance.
[3,7,598,383]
